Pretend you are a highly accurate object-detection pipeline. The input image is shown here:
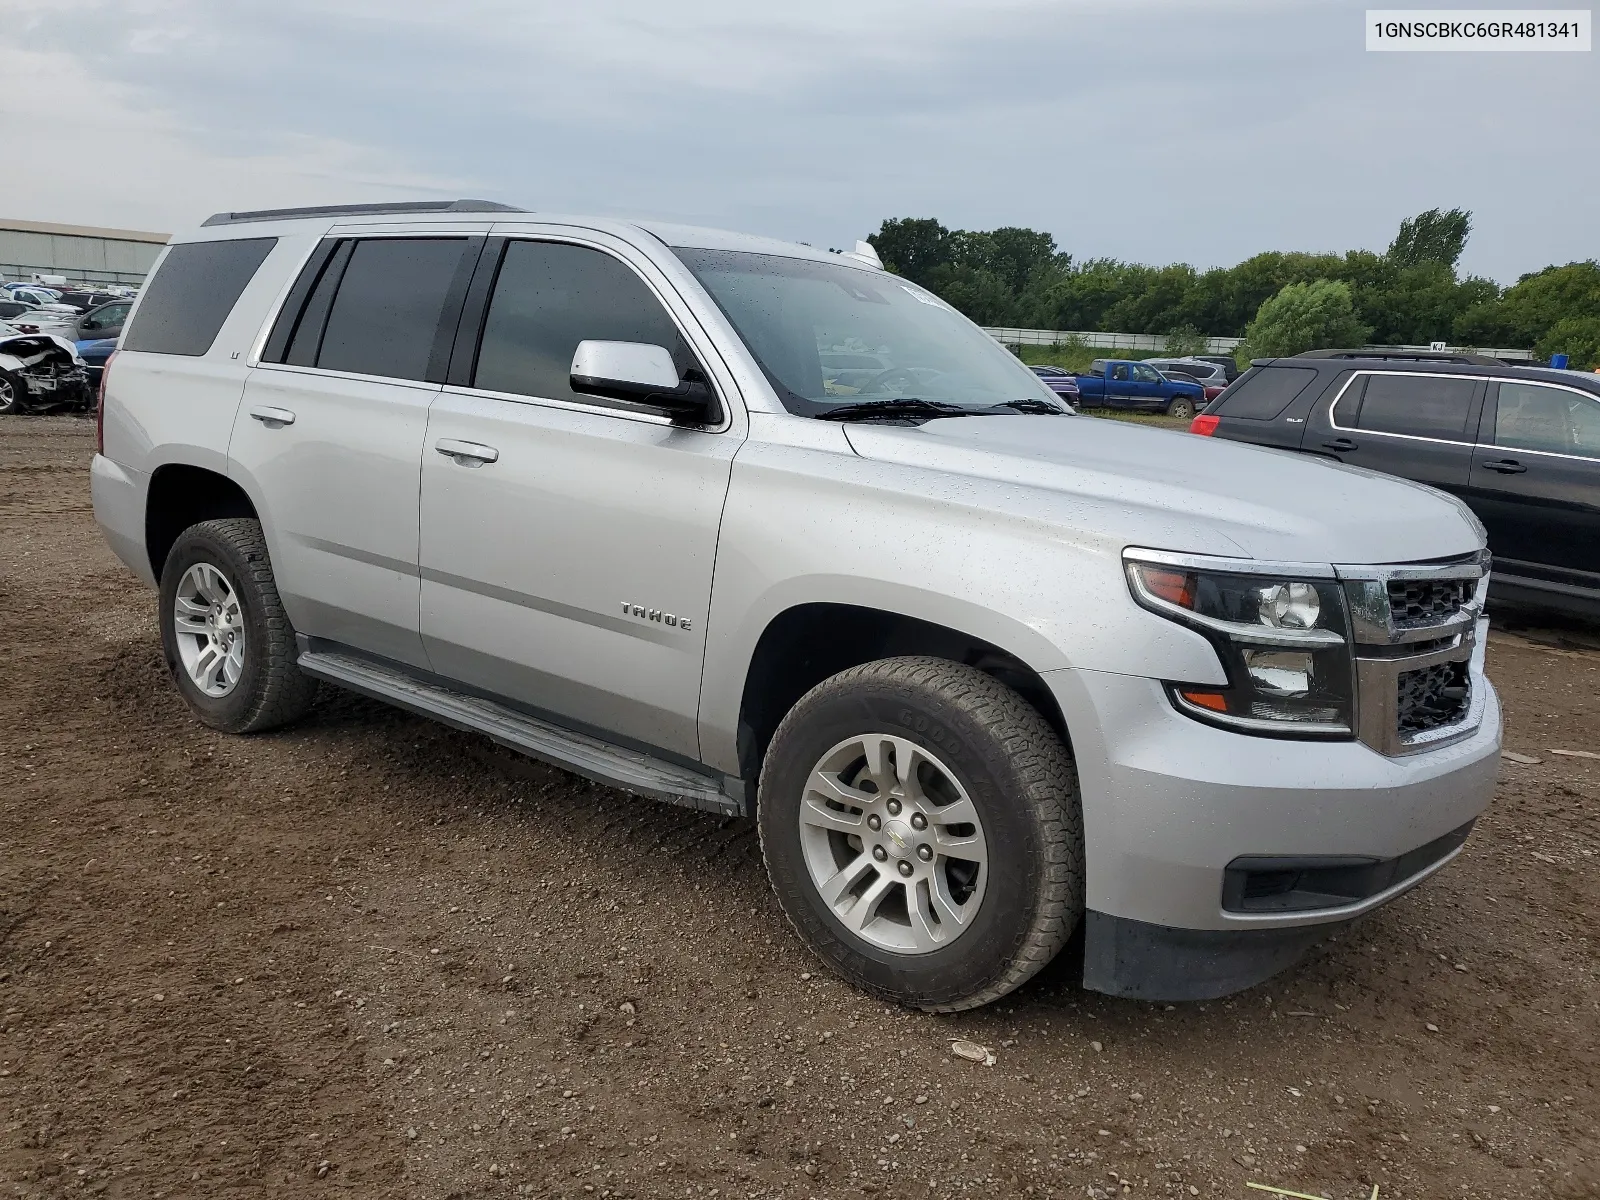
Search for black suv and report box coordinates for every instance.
[1193,352,1600,619]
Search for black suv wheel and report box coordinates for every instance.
[758,657,1084,1011]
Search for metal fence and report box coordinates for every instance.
[981,327,1534,362]
[982,328,1242,353]
[0,260,151,288]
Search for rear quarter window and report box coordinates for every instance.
[1211,365,1319,420]
[121,237,277,357]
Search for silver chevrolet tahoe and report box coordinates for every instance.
[91,200,1501,1010]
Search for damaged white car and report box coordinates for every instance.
[0,323,91,414]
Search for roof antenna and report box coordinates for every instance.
[839,240,883,270]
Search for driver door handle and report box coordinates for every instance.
[435,439,499,466]
[1321,437,1358,452]
[1481,458,1527,474]
[248,405,296,428]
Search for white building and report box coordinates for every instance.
[0,218,169,288]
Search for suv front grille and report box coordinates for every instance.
[1387,577,1472,626]
[1396,660,1470,735]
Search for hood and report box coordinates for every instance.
[843,414,1483,565]
[0,327,84,365]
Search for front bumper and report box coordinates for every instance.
[21,364,90,403]
[1046,658,1500,999]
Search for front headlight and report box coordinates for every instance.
[1125,552,1354,737]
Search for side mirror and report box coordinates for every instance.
[570,340,717,424]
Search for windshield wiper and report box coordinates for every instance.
[987,398,1071,415]
[817,398,976,422]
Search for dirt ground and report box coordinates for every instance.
[2,415,1597,1200]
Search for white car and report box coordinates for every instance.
[2,284,80,318]
[0,322,90,413]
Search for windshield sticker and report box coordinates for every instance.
[900,285,949,309]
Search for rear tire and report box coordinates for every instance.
[159,518,317,734]
[758,656,1084,1011]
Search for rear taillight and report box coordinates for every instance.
[1189,413,1219,436]
[95,350,117,455]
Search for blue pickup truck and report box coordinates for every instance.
[1073,358,1205,419]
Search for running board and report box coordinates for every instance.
[296,648,743,817]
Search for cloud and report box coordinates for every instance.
[2,0,1594,282]
[0,36,474,233]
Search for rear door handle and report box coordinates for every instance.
[248,405,296,428]
[1321,437,1358,452]
[435,439,499,466]
[1481,458,1527,474]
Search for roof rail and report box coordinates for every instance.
[1292,347,1506,366]
[201,200,527,227]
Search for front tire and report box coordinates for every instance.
[159,518,317,733]
[1166,397,1196,421]
[0,370,26,415]
[758,657,1084,1011]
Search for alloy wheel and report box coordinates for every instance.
[797,733,989,954]
[172,562,246,697]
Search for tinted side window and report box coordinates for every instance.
[122,237,276,356]
[316,238,469,382]
[276,241,353,368]
[1355,374,1476,440]
[1110,364,1130,381]
[473,241,693,408]
[1331,374,1365,426]
[1213,365,1319,420]
[1493,382,1600,460]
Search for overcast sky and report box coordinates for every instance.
[4,0,1595,282]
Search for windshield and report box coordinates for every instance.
[673,247,1066,417]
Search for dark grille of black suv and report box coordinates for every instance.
[1388,577,1472,626]
[1397,660,1470,735]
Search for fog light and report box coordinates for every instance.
[1243,648,1314,697]
[1256,582,1321,630]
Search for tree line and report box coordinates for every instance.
[867,209,1600,366]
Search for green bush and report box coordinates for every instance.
[1241,280,1371,358]
[1163,324,1208,356]
[1535,316,1600,369]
